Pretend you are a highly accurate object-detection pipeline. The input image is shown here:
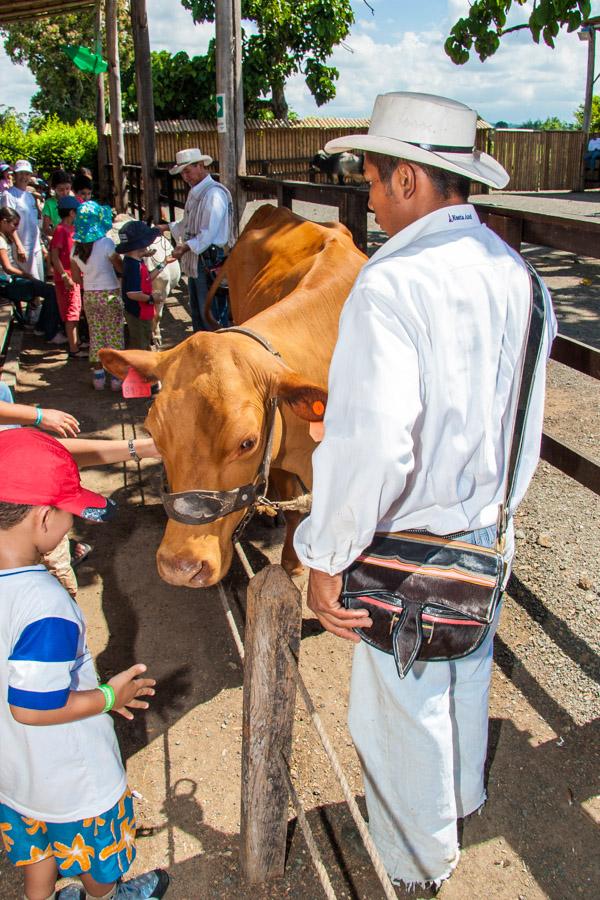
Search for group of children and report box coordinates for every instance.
[0,162,170,390]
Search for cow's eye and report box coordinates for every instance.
[240,438,256,453]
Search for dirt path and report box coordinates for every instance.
[1,201,598,900]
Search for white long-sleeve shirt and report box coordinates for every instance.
[294,204,556,575]
[169,175,232,278]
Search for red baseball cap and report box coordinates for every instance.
[0,429,116,522]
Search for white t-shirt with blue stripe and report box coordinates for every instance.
[0,565,126,822]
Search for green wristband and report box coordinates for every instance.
[98,683,116,712]
[33,406,43,427]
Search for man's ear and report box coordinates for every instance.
[99,348,161,383]
[275,369,327,422]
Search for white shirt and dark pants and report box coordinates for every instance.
[169,175,232,331]
[294,205,556,885]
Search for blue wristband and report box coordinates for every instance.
[33,407,43,427]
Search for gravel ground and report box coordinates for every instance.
[1,193,598,900]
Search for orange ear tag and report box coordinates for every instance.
[309,421,325,443]
[122,367,152,398]
[312,400,325,417]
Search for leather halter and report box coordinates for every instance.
[158,327,282,542]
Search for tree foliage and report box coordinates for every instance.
[574,94,600,130]
[446,0,592,64]
[0,3,133,124]
[122,49,216,121]
[519,115,577,129]
[181,0,355,118]
[0,113,97,176]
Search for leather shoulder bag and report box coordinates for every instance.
[341,263,547,678]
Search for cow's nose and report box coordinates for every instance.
[156,551,215,588]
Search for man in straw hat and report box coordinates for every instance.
[157,148,232,331]
[294,93,556,888]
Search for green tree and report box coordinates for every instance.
[181,0,355,118]
[446,0,592,64]
[122,49,217,120]
[574,95,600,130]
[0,3,133,123]
[519,116,575,129]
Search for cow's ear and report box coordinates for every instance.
[275,370,327,422]
[99,348,161,383]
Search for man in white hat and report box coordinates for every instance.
[158,148,232,331]
[294,93,556,888]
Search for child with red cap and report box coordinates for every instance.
[0,429,169,900]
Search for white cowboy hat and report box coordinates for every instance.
[169,147,213,176]
[325,92,509,190]
[13,159,33,174]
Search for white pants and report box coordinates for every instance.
[347,525,513,886]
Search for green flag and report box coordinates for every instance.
[63,45,108,75]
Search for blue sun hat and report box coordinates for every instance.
[74,200,114,243]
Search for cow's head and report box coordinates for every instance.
[100,332,326,588]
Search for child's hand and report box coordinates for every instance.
[108,664,156,720]
[40,408,80,438]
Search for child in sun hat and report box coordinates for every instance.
[115,220,167,353]
[71,201,124,392]
[0,428,169,900]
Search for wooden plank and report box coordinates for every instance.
[130,0,159,221]
[240,564,302,882]
[106,0,128,212]
[473,201,600,259]
[541,432,600,496]
[551,334,600,380]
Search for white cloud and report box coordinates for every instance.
[0,44,37,117]
[287,22,589,125]
[146,0,214,56]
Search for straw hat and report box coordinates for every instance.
[169,148,213,176]
[325,92,509,190]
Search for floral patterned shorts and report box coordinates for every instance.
[0,788,136,883]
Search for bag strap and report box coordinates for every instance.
[497,262,548,545]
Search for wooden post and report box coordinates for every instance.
[215,0,246,238]
[578,26,596,191]
[130,0,159,222]
[105,0,127,212]
[94,2,110,203]
[240,565,302,882]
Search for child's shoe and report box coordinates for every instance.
[110,376,122,392]
[93,369,106,390]
[114,868,169,898]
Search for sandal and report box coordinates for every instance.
[70,540,92,568]
[68,348,89,359]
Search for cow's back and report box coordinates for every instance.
[226,205,366,323]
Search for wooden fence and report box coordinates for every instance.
[108,120,600,193]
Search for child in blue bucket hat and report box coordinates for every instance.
[71,202,125,392]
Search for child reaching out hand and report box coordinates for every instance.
[0,429,169,900]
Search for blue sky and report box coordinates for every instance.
[1,0,599,125]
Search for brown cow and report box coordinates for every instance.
[100,206,366,588]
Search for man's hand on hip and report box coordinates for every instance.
[307,568,371,643]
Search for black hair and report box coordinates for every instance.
[0,208,19,225]
[73,174,93,193]
[0,501,33,530]
[365,151,470,202]
[58,206,75,220]
[50,169,72,189]
[73,241,94,263]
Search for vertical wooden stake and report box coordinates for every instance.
[105,0,127,213]
[94,2,110,203]
[130,0,159,222]
[240,564,302,883]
